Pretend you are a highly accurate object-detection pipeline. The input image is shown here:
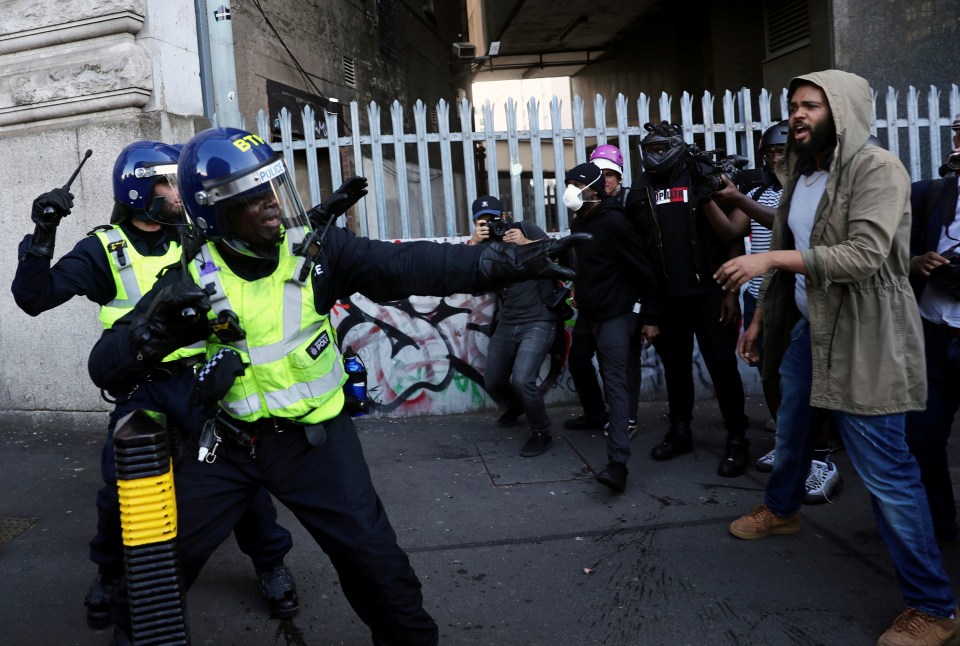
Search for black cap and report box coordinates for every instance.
[564,162,603,190]
[472,195,502,220]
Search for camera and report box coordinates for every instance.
[485,216,521,242]
[544,282,574,320]
[947,152,960,172]
[687,145,750,199]
[930,247,960,298]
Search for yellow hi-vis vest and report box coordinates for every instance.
[189,228,346,424]
[95,226,204,362]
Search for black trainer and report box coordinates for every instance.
[258,564,300,618]
[717,436,751,477]
[563,414,608,431]
[519,432,553,457]
[497,408,525,427]
[596,461,628,493]
[84,572,119,630]
[650,423,693,461]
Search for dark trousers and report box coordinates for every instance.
[906,321,960,543]
[568,315,642,422]
[89,369,292,577]
[138,411,436,644]
[568,312,641,465]
[651,290,747,434]
[484,320,556,431]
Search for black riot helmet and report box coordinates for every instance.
[759,120,789,154]
[640,121,687,180]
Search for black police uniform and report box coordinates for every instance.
[88,226,517,644]
[12,220,294,581]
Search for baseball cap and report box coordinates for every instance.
[471,195,502,220]
[564,162,604,189]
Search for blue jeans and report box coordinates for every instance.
[485,320,556,431]
[906,322,960,543]
[766,319,956,617]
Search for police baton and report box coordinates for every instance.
[43,149,92,217]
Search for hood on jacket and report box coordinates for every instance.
[782,69,874,181]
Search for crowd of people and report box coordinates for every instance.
[13,69,960,645]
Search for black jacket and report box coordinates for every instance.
[12,220,178,316]
[88,226,489,392]
[909,176,960,299]
[568,196,660,325]
[627,167,734,299]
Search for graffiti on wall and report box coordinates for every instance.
[330,291,761,418]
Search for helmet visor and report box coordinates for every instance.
[204,156,310,259]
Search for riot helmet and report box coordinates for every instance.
[640,121,687,179]
[111,141,182,224]
[177,128,310,259]
[589,144,624,176]
[759,120,788,169]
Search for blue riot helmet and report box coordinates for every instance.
[177,128,310,259]
[111,141,182,224]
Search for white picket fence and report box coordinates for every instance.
[256,84,960,240]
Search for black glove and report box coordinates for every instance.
[27,188,74,259]
[191,348,246,410]
[307,176,368,227]
[477,233,592,286]
[130,282,212,361]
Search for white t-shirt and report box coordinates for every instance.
[918,176,960,327]
[788,170,828,319]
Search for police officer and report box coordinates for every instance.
[86,127,586,644]
[12,141,299,628]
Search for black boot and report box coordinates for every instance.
[258,564,300,618]
[717,436,750,478]
[84,572,118,630]
[650,422,692,461]
[596,461,628,493]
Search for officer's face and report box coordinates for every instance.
[789,84,834,156]
[226,190,283,251]
[152,181,182,223]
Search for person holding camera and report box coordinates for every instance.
[905,137,960,546]
[626,121,751,478]
[563,162,660,493]
[471,195,562,457]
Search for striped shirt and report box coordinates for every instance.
[746,185,782,298]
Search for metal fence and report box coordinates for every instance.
[256,84,960,240]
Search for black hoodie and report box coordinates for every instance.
[569,195,660,324]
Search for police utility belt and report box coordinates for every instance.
[198,412,327,462]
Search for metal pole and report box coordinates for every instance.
[206,0,243,128]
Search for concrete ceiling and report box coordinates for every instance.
[469,0,659,81]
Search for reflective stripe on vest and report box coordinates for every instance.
[95,226,204,361]
[190,229,346,423]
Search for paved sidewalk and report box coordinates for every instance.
[2,396,959,645]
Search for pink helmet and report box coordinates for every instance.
[590,144,624,176]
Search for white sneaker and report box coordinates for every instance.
[754,449,775,473]
[604,419,639,439]
[803,459,842,504]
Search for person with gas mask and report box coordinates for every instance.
[625,121,750,478]
[86,127,588,644]
[563,162,660,493]
[11,141,300,628]
[470,195,561,457]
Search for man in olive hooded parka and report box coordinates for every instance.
[715,70,958,645]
